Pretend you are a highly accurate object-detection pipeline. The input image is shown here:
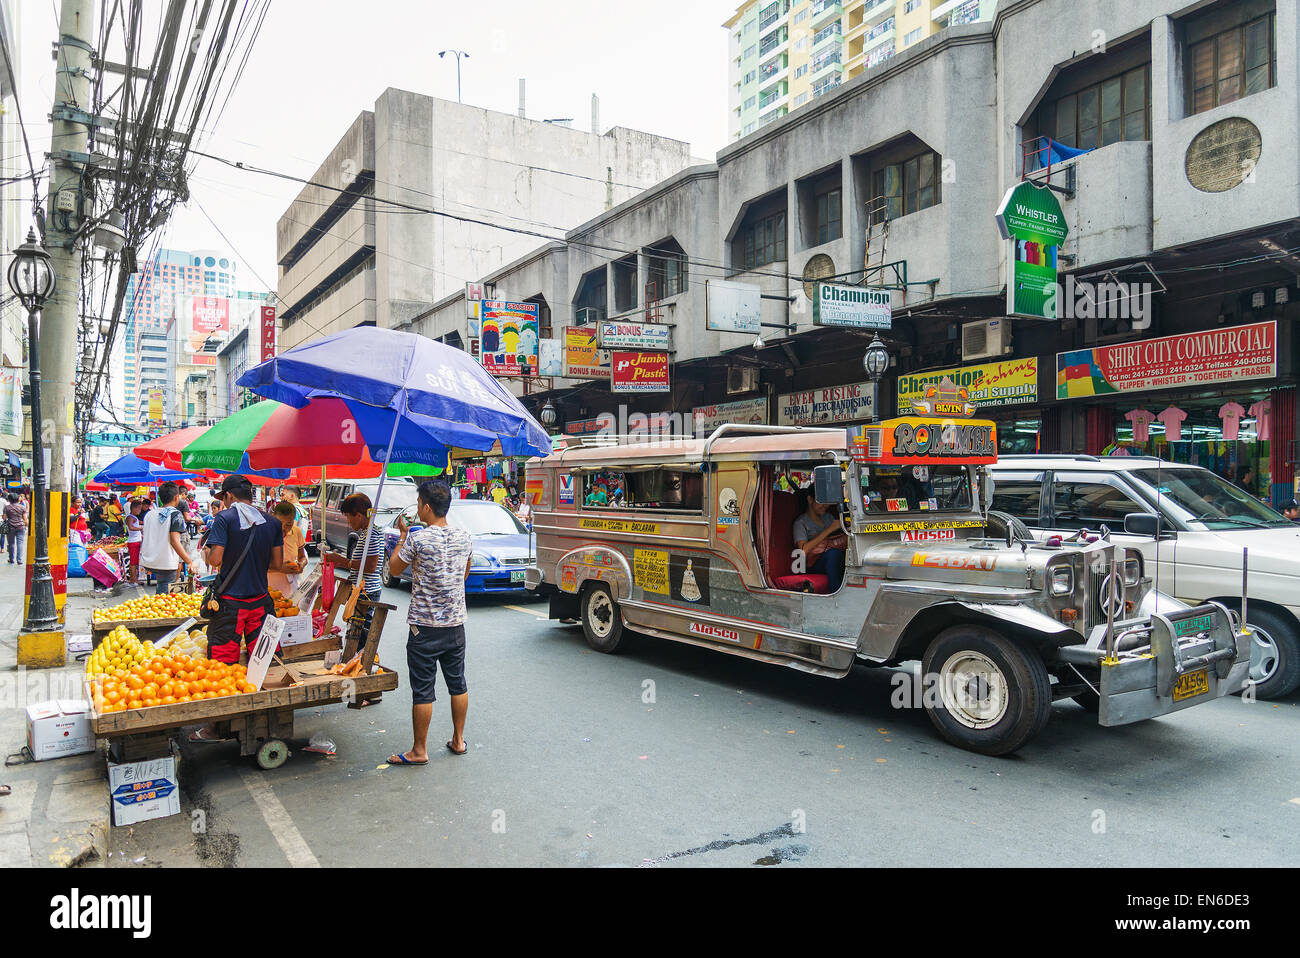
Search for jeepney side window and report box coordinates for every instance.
[582,470,624,508]
[581,468,702,512]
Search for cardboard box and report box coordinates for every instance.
[26,699,94,761]
[108,745,180,827]
[263,612,313,649]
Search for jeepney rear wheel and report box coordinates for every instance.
[921,626,1053,756]
[581,583,627,654]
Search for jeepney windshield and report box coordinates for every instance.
[857,464,973,514]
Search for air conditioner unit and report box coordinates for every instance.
[727,366,759,395]
[961,319,1012,362]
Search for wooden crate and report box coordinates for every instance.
[90,616,208,648]
[87,663,400,738]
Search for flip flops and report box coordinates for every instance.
[388,753,428,766]
[446,739,468,756]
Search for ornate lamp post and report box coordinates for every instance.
[862,333,890,425]
[7,229,58,632]
[540,399,557,430]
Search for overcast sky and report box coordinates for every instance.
[18,0,734,295]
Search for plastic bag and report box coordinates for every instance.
[188,547,210,578]
[304,733,336,755]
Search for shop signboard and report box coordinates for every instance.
[705,279,761,334]
[598,320,673,351]
[611,351,670,393]
[996,181,1068,320]
[538,338,563,377]
[0,367,21,445]
[778,382,874,426]
[259,306,277,361]
[148,389,164,425]
[897,358,1038,414]
[179,295,230,367]
[87,431,153,447]
[1056,321,1277,399]
[563,325,611,380]
[692,397,769,436]
[479,300,539,376]
[565,417,607,436]
[811,282,892,329]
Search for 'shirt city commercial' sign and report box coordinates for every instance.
[811,282,892,329]
[1057,321,1277,398]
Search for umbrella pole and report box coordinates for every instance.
[343,404,403,622]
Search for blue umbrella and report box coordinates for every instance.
[92,454,205,486]
[238,327,552,612]
[237,328,551,459]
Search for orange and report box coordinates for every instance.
[127,699,142,709]
[142,684,158,699]
[188,681,204,696]
[105,690,121,704]
[142,697,158,708]
[161,695,176,705]
[125,675,144,691]
[178,695,191,703]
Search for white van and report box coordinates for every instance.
[989,455,1300,699]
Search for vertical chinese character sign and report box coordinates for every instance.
[260,306,277,361]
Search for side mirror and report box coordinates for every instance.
[813,464,843,505]
[1123,513,1162,538]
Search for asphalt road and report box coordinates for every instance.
[108,585,1300,868]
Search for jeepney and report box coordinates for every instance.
[523,391,1250,755]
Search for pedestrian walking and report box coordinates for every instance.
[385,480,473,766]
[139,481,191,595]
[3,493,26,564]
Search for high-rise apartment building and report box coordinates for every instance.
[725,0,997,140]
[122,247,239,420]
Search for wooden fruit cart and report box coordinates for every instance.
[90,615,209,649]
[87,597,398,770]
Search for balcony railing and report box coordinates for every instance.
[811,1,842,29]
[813,21,842,47]
[811,50,842,74]
[760,28,786,57]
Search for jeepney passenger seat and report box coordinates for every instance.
[766,489,831,594]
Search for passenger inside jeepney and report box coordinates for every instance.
[583,468,701,511]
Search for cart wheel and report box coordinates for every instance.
[256,739,290,770]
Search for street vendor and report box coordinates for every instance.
[268,500,308,594]
[200,474,283,668]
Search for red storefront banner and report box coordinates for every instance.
[610,351,670,393]
[260,306,277,361]
[1057,321,1277,398]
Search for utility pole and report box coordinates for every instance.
[44,0,95,498]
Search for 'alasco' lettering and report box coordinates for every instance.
[892,422,996,459]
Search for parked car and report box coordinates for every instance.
[989,455,1300,699]
[309,478,421,553]
[380,498,533,595]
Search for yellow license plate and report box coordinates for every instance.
[1173,669,1210,702]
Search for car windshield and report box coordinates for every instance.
[1129,469,1291,530]
[449,503,526,536]
[857,464,973,515]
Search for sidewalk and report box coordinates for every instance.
[0,566,126,867]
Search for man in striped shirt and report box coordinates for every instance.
[324,493,388,706]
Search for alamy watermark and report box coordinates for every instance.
[1048,275,1153,329]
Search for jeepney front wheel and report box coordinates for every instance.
[581,583,627,654]
[921,626,1052,756]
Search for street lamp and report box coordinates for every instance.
[862,332,890,425]
[7,228,58,632]
[438,49,470,103]
[540,399,557,429]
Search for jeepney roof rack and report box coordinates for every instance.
[998,454,1169,463]
[702,423,847,460]
[551,424,849,461]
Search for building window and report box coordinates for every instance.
[1187,13,1275,115]
[794,92,808,106]
[794,8,808,23]
[904,27,922,46]
[794,63,808,78]
[872,150,941,221]
[744,96,757,110]
[744,44,756,59]
[905,0,921,10]
[737,209,787,270]
[646,240,688,299]
[1042,64,1149,150]
[743,122,756,135]
[815,187,841,245]
[743,69,757,84]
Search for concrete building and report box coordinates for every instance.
[427,0,1297,508]
[725,0,997,140]
[274,90,698,352]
